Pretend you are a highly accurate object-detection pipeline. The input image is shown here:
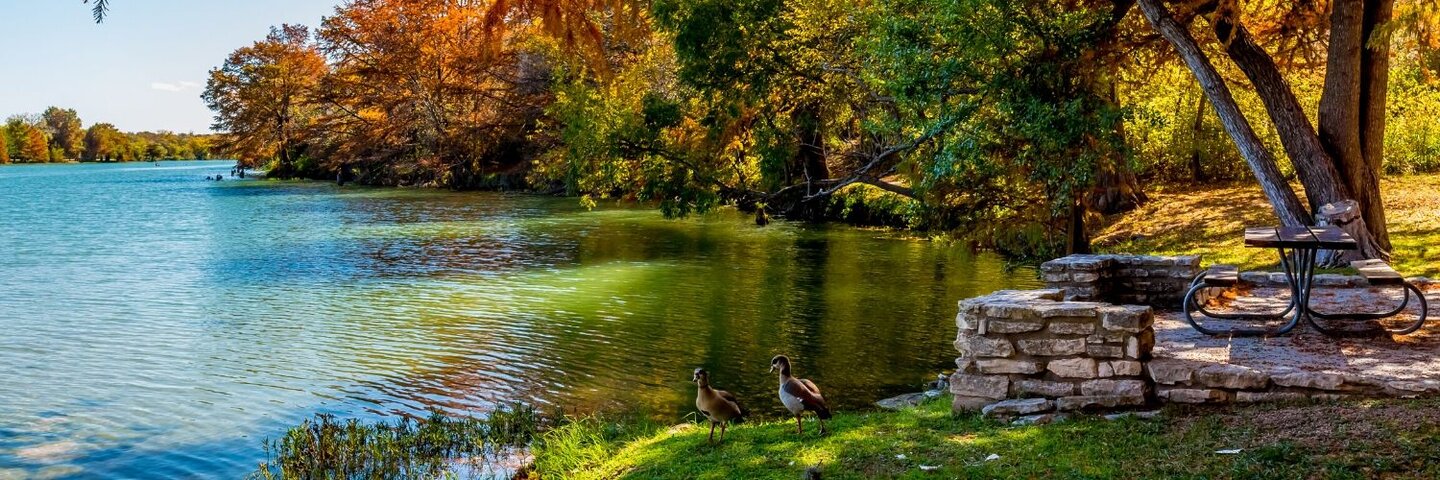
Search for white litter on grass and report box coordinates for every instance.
[984,453,1001,462]
[895,454,907,460]
[1215,449,1243,455]
[919,465,940,471]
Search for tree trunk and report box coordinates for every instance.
[792,103,829,194]
[1189,90,1206,182]
[1136,0,1309,226]
[1200,6,1389,262]
[1360,0,1394,250]
[1319,0,1391,252]
[1067,201,1091,255]
[1209,18,1350,211]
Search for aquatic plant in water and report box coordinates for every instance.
[249,404,542,479]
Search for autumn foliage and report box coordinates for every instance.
[200,0,1440,257]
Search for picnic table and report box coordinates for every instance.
[1181,225,1428,336]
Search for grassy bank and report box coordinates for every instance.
[1095,174,1440,277]
[530,396,1440,479]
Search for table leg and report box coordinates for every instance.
[1263,247,1308,335]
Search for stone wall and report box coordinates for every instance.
[950,289,1155,416]
[1040,254,1200,308]
[950,282,1440,417]
[1149,359,1440,404]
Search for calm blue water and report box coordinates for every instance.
[0,160,1039,478]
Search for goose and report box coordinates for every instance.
[770,355,831,434]
[692,368,747,444]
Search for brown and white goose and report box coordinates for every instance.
[693,368,747,444]
[770,355,831,434]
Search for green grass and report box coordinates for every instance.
[1094,174,1440,277]
[529,396,1440,479]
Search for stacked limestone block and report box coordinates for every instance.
[1149,359,1440,403]
[951,289,1156,415]
[1040,254,1200,308]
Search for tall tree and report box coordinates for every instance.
[202,24,327,174]
[83,123,125,161]
[42,107,85,160]
[1135,0,1403,261]
[0,130,9,164]
[20,128,49,162]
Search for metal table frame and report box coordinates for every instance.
[1181,226,1428,336]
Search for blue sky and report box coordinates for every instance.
[0,0,340,133]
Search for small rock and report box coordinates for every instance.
[1147,359,1199,385]
[1235,391,1307,403]
[1103,410,1162,421]
[981,398,1054,417]
[1010,413,1070,426]
[1056,395,1144,411]
[876,392,929,410]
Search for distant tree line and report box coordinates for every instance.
[0,107,220,164]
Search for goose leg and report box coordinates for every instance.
[796,415,804,434]
[708,421,716,444]
[720,422,727,442]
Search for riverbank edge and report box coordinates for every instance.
[524,394,1440,479]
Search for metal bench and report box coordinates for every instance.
[1302,259,1430,335]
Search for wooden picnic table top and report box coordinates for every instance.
[1243,225,1357,250]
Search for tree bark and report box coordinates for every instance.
[1359,0,1394,249]
[1067,201,1091,255]
[792,103,830,194]
[1319,0,1390,251]
[1189,89,1206,182]
[1136,0,1309,227]
[1209,18,1350,212]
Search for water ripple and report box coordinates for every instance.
[0,161,1039,478]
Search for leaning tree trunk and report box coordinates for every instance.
[1319,0,1391,253]
[1136,0,1309,227]
[1204,14,1388,263]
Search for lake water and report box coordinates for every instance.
[0,160,1039,478]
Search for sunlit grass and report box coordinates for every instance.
[1096,174,1440,277]
[530,396,1440,479]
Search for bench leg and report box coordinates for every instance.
[1182,280,1303,337]
[1307,282,1429,335]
